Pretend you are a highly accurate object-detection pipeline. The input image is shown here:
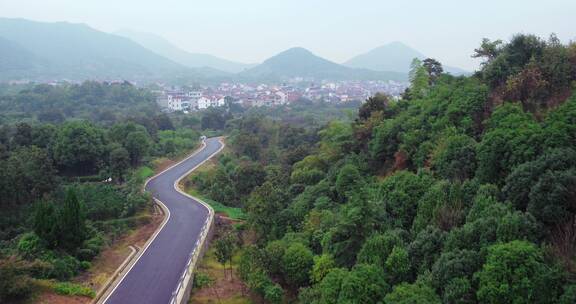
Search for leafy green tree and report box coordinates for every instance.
[476,240,561,304]
[52,121,106,175]
[335,164,362,198]
[153,114,174,130]
[124,130,151,166]
[431,250,482,299]
[472,38,503,64]
[339,264,390,304]
[503,148,576,225]
[311,254,336,283]
[12,123,33,147]
[528,169,576,226]
[377,171,434,229]
[408,58,431,99]
[282,243,314,288]
[385,245,411,285]
[33,201,59,248]
[357,231,404,269]
[476,103,543,185]
[444,277,474,304]
[59,189,86,252]
[423,58,444,84]
[408,226,446,274]
[264,283,284,304]
[384,281,441,304]
[358,93,389,121]
[322,191,383,266]
[246,181,287,240]
[109,146,130,182]
[5,146,57,205]
[264,240,287,276]
[317,268,348,304]
[432,134,477,181]
[232,162,266,198]
[214,233,235,279]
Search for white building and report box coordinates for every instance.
[197,97,211,110]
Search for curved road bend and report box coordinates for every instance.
[104,137,223,304]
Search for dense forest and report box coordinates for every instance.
[1,33,575,304]
[0,82,203,302]
[192,34,576,303]
[0,81,159,124]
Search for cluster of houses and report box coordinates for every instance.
[157,91,226,112]
[154,80,408,112]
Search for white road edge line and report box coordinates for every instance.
[168,137,225,302]
[101,138,223,304]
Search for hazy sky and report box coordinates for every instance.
[1,0,575,70]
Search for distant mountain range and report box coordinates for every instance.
[0,18,467,83]
[0,18,199,81]
[239,47,407,82]
[115,30,256,73]
[344,41,469,75]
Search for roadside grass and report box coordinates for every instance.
[181,144,247,221]
[189,243,251,304]
[186,188,246,221]
[136,166,154,180]
[52,282,95,298]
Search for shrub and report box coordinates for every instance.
[193,271,214,289]
[17,232,44,259]
[53,282,95,298]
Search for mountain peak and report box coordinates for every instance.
[240,46,407,82]
[344,42,425,73]
[345,42,469,75]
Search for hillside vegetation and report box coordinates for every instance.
[193,34,576,303]
[0,84,202,303]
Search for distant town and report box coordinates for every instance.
[154,80,408,112]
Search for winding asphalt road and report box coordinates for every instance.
[103,137,223,304]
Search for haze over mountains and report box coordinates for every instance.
[115,30,256,73]
[239,47,407,82]
[0,18,195,81]
[0,18,467,83]
[344,41,469,75]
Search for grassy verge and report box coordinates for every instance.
[135,166,155,180]
[189,239,251,304]
[186,188,246,221]
[180,144,247,221]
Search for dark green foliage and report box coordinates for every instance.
[1,145,57,205]
[33,201,59,248]
[0,259,33,302]
[431,249,482,301]
[109,146,130,182]
[0,81,158,123]
[476,103,543,185]
[282,242,314,288]
[408,226,446,275]
[376,171,434,229]
[357,231,404,269]
[476,241,562,304]
[59,189,86,252]
[334,164,362,198]
[431,134,477,181]
[201,108,232,130]
[201,34,576,303]
[384,281,441,304]
[503,148,576,225]
[52,121,107,175]
[358,93,388,121]
[315,264,390,304]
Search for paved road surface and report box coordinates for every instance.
[104,137,223,304]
